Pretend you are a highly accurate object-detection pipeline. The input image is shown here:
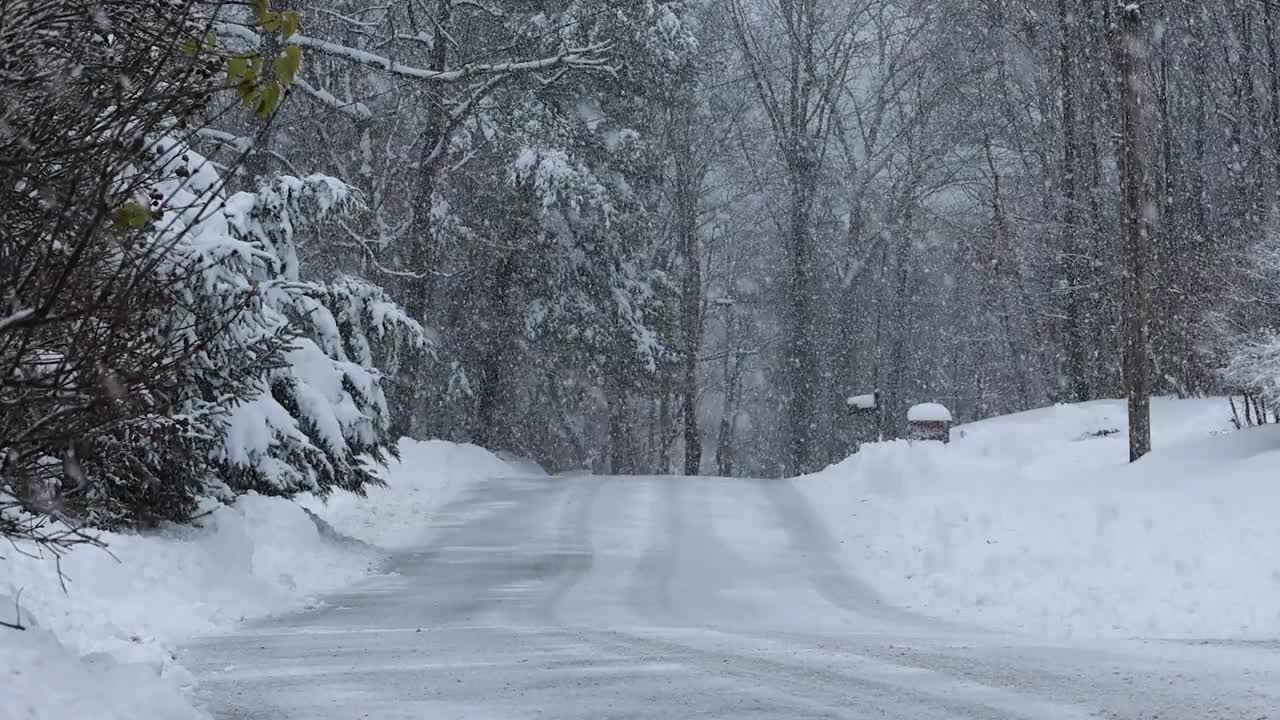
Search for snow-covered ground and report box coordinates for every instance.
[186,452,1280,719]
[1,439,519,720]
[796,396,1280,639]
[11,398,1278,719]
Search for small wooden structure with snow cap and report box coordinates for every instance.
[907,402,952,443]
[846,393,878,412]
[845,391,881,451]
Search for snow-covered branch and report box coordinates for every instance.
[217,23,615,83]
[294,78,373,121]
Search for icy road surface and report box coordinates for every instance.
[185,475,1280,719]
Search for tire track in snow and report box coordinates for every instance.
[529,476,604,626]
[533,625,1070,720]
[623,476,681,623]
[757,477,967,630]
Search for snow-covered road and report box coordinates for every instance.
[184,474,1280,719]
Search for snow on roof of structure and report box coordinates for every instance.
[846,394,877,410]
[908,402,953,423]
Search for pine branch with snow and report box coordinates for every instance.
[148,150,431,500]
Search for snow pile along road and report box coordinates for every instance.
[4,493,377,670]
[3,624,205,720]
[1,439,519,720]
[796,398,1280,639]
[2,494,378,720]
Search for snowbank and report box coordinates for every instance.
[948,396,1230,478]
[3,623,209,720]
[796,397,1280,640]
[2,493,375,719]
[299,438,541,550]
[2,438,526,719]
[2,494,378,677]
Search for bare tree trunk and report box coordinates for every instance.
[983,134,1032,409]
[659,375,677,474]
[716,335,745,477]
[885,221,913,439]
[1240,5,1266,216]
[716,249,744,477]
[785,154,819,473]
[1117,2,1153,461]
[607,373,636,474]
[674,96,704,476]
[471,262,510,449]
[1058,0,1089,402]
[385,0,454,438]
[403,0,453,324]
[1267,0,1280,194]
[473,201,525,451]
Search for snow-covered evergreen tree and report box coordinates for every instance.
[78,138,429,525]
[437,0,695,470]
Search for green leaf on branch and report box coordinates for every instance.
[283,11,300,39]
[254,80,281,118]
[274,45,301,86]
[111,201,152,229]
[226,55,248,82]
[237,71,258,102]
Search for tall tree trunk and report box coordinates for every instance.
[1152,20,1180,394]
[1058,0,1089,402]
[1117,2,1153,461]
[716,322,744,478]
[1267,0,1280,194]
[885,222,913,440]
[1242,5,1266,216]
[473,249,520,451]
[659,374,677,474]
[674,97,704,476]
[403,0,453,324]
[472,181,531,450]
[716,246,743,477]
[390,0,453,437]
[607,373,635,474]
[984,134,1031,409]
[1188,11,1209,238]
[785,152,819,474]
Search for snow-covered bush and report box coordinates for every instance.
[0,0,237,542]
[82,142,431,523]
[5,124,427,531]
[1204,226,1280,425]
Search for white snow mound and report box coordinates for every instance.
[797,397,1277,640]
[1,494,376,719]
[1,437,528,717]
[2,621,210,720]
[2,494,378,668]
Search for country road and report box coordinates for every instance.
[183,474,1280,719]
